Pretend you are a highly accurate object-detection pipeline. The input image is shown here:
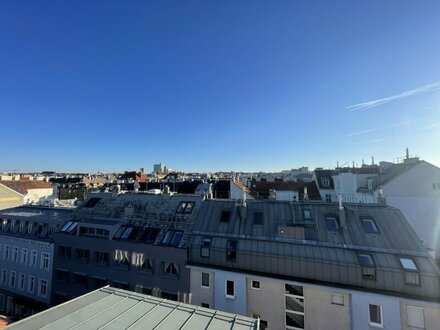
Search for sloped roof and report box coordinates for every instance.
[189,200,440,300]
[0,180,52,195]
[368,160,421,190]
[7,286,258,330]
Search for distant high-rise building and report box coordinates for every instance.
[153,163,165,173]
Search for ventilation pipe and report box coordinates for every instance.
[338,193,347,229]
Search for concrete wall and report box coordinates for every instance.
[276,191,299,202]
[400,299,440,330]
[246,277,285,330]
[304,287,350,330]
[351,291,401,330]
[230,182,254,200]
[24,188,54,205]
[189,268,215,308]
[213,269,247,316]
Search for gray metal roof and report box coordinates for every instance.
[189,200,440,300]
[0,206,73,224]
[6,286,258,330]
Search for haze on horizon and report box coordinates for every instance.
[1,1,439,173]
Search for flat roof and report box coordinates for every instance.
[6,286,258,330]
[0,206,73,224]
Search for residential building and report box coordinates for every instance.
[52,193,203,305]
[188,199,440,330]
[0,206,72,318]
[0,181,53,206]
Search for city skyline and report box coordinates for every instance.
[1,1,440,172]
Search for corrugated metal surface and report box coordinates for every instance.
[6,287,258,330]
[189,200,440,300]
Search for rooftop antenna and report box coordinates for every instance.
[406,147,409,159]
[371,156,374,165]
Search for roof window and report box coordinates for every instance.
[254,212,263,225]
[358,253,375,267]
[399,257,418,271]
[162,230,183,247]
[84,197,101,208]
[176,201,195,214]
[362,218,379,233]
[326,217,339,231]
[201,237,212,258]
[220,211,231,223]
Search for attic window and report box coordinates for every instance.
[220,211,231,223]
[399,257,418,271]
[254,212,263,225]
[358,253,376,280]
[176,202,195,214]
[201,237,212,258]
[322,179,330,187]
[326,217,339,231]
[362,218,379,233]
[358,254,375,267]
[84,197,101,208]
[226,240,237,262]
[162,230,183,247]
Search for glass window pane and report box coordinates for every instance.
[285,296,304,313]
[286,312,304,328]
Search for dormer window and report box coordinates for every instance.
[368,179,374,190]
[226,240,237,262]
[303,209,312,220]
[201,237,212,258]
[399,257,420,285]
[358,253,376,280]
[326,217,339,231]
[176,202,195,214]
[162,230,183,247]
[322,178,330,187]
[362,218,379,233]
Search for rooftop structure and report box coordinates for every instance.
[6,286,259,330]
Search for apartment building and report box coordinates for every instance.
[0,206,72,318]
[187,199,440,330]
[52,193,203,304]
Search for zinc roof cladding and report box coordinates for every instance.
[366,161,421,190]
[6,286,258,330]
[313,170,336,189]
[0,206,73,225]
[0,180,52,195]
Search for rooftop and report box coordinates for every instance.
[6,286,258,330]
[0,180,52,195]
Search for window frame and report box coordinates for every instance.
[361,218,379,234]
[225,280,235,298]
[201,272,210,288]
[251,280,261,290]
[201,237,212,258]
[326,216,339,231]
[368,303,383,327]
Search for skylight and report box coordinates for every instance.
[362,218,379,233]
[399,257,418,271]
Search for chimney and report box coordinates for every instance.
[406,147,409,159]
[338,194,347,229]
[377,186,387,205]
[371,156,375,165]
[163,185,170,195]
[240,187,247,220]
[303,186,308,200]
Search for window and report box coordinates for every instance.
[134,253,153,272]
[251,280,261,290]
[325,194,332,202]
[368,179,374,190]
[161,292,178,301]
[201,303,210,308]
[433,182,440,190]
[162,230,183,247]
[12,247,19,262]
[176,201,195,214]
[369,304,383,326]
[58,246,71,259]
[114,250,130,268]
[362,218,379,233]
[399,257,418,271]
[225,280,235,298]
[9,271,16,288]
[303,209,312,220]
[28,275,35,293]
[41,252,50,269]
[285,284,304,330]
[95,252,109,266]
[0,269,6,285]
[3,245,10,260]
[73,273,88,288]
[56,269,70,283]
[201,238,212,258]
[226,240,237,261]
[139,227,160,243]
[76,249,90,263]
[18,273,25,290]
[254,212,263,225]
[322,178,330,187]
[163,262,179,276]
[220,211,231,223]
[38,279,48,297]
[326,217,339,231]
[201,272,210,288]
[21,248,28,264]
[407,306,424,329]
[331,293,344,306]
[358,253,376,280]
[61,221,78,233]
[30,250,37,267]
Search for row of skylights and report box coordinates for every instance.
[176,202,195,214]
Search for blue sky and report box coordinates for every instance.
[1,1,439,173]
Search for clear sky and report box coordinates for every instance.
[1,1,439,173]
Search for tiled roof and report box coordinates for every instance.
[0,180,52,195]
